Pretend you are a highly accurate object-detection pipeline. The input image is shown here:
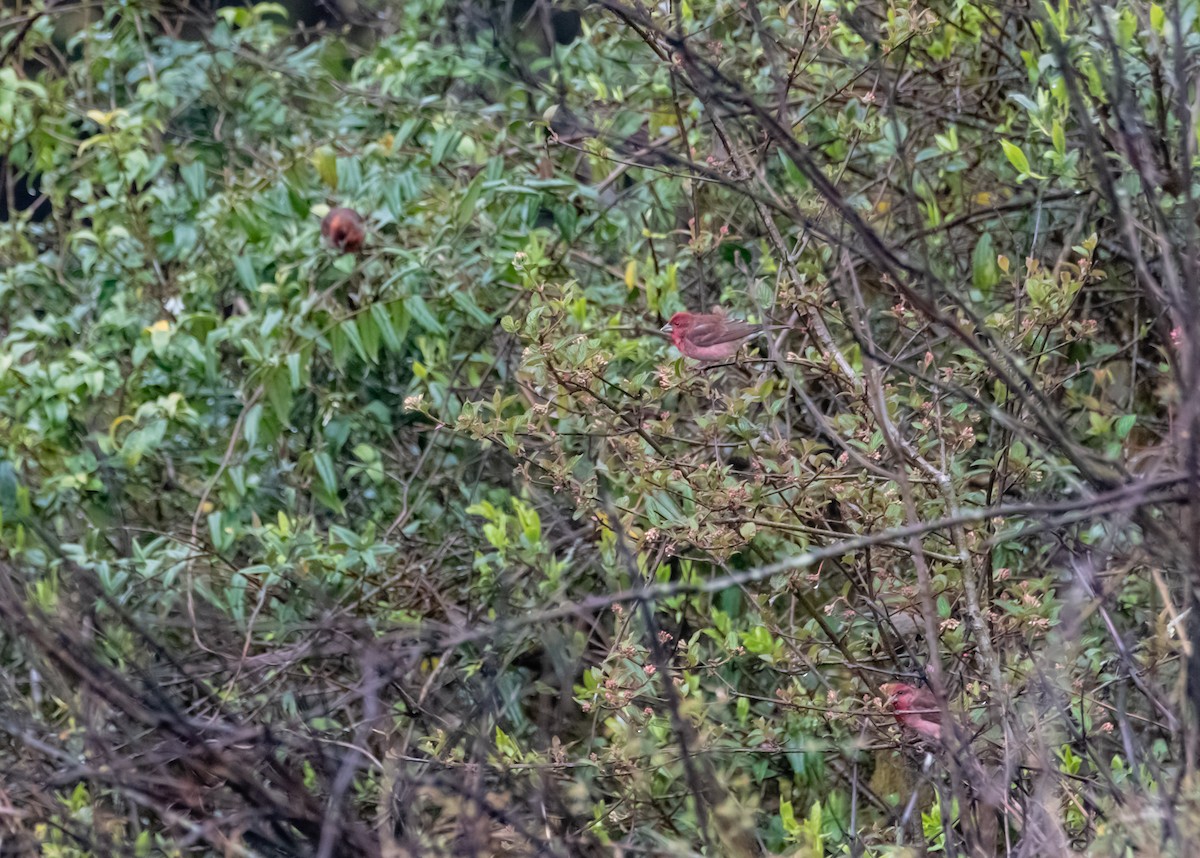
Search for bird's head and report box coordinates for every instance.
[660,312,691,336]
[657,312,696,338]
[880,682,916,705]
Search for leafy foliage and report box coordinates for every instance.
[2,0,1199,854]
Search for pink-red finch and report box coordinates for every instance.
[660,310,760,361]
[880,682,942,741]
[321,207,365,254]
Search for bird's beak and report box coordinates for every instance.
[659,323,673,334]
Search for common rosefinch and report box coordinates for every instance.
[880,682,942,740]
[660,310,760,361]
[321,207,365,254]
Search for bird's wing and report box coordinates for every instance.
[910,689,942,722]
[686,317,759,346]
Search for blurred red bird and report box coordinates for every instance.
[321,207,366,254]
[881,682,943,741]
[660,310,760,361]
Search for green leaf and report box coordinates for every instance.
[972,233,999,293]
[313,451,337,495]
[392,117,421,149]
[312,146,338,188]
[287,351,304,389]
[357,314,381,363]
[1000,139,1029,173]
[336,157,363,195]
[1150,3,1165,32]
[1051,120,1066,157]
[371,302,404,352]
[0,459,18,514]
[1000,139,1042,179]
[243,402,264,448]
[330,324,353,370]
[208,511,231,552]
[407,294,446,334]
[456,172,485,227]
[265,368,293,425]
[494,725,521,760]
[1115,414,1136,440]
[450,289,492,326]
[235,256,257,292]
[743,625,775,655]
[180,161,206,201]
[339,318,372,364]
[780,799,798,835]
[430,129,462,167]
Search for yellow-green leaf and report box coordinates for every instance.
[1000,139,1031,175]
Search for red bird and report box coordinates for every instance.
[660,310,760,361]
[321,207,366,254]
[880,682,943,741]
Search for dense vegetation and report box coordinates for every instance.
[3,0,1199,854]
